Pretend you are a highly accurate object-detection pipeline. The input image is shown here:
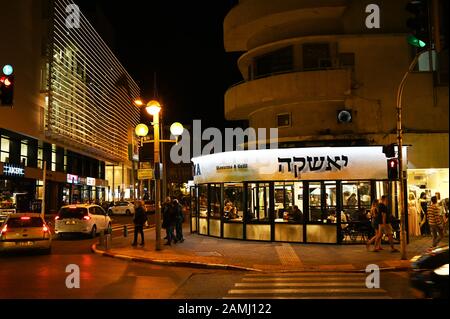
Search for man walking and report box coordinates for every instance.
[162,197,176,246]
[428,196,444,248]
[375,195,399,253]
[173,199,184,243]
[132,201,147,247]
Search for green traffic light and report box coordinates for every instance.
[407,34,426,48]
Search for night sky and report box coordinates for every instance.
[76,0,243,130]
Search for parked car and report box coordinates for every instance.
[410,245,449,298]
[144,200,155,215]
[0,213,52,254]
[54,204,112,238]
[107,201,135,216]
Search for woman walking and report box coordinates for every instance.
[366,199,380,251]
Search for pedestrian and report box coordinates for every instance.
[427,196,444,248]
[419,192,430,236]
[173,198,185,243]
[162,197,176,245]
[132,200,147,247]
[374,195,399,253]
[366,199,380,251]
[290,205,303,223]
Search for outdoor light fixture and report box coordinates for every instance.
[170,122,184,136]
[337,110,352,123]
[134,99,144,106]
[146,100,161,116]
[135,123,149,137]
[2,64,13,76]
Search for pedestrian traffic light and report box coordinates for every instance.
[387,158,399,180]
[1,64,14,107]
[382,143,396,158]
[405,0,430,50]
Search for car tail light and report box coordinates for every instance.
[83,216,91,221]
[20,216,31,220]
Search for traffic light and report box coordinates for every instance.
[382,143,396,158]
[387,158,399,180]
[405,0,430,49]
[1,64,14,106]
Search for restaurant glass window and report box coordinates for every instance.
[1,136,10,163]
[308,182,322,222]
[198,185,208,217]
[324,181,338,224]
[342,181,371,221]
[274,182,294,221]
[20,141,28,166]
[223,183,243,222]
[209,184,221,218]
[247,183,270,222]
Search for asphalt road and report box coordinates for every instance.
[0,215,421,299]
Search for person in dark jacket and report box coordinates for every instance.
[173,199,185,243]
[162,197,176,245]
[132,201,147,246]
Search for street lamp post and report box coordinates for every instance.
[396,53,420,260]
[135,99,183,251]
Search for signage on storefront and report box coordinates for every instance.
[87,177,96,186]
[192,146,408,184]
[2,164,25,177]
[67,174,79,184]
[138,169,153,180]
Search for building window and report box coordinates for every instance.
[254,46,293,78]
[223,183,244,222]
[64,150,67,172]
[51,144,57,171]
[303,43,331,70]
[37,142,43,169]
[277,113,291,128]
[247,183,271,222]
[342,181,371,221]
[1,136,10,163]
[20,141,28,166]
[209,184,221,219]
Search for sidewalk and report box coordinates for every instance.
[92,224,449,272]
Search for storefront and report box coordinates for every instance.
[190,146,407,244]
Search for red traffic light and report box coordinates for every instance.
[387,158,399,180]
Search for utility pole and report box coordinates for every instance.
[41,161,47,219]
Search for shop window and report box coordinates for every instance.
[198,185,208,217]
[223,183,243,222]
[308,182,323,222]
[274,182,294,221]
[324,181,338,223]
[209,184,221,219]
[247,183,270,222]
[190,187,198,217]
[1,136,10,163]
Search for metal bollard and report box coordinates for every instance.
[99,229,105,247]
[123,225,128,237]
[105,233,111,250]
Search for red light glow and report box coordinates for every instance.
[20,217,31,220]
[83,216,91,220]
[43,225,49,232]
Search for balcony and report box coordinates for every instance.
[225,68,352,120]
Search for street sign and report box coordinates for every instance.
[138,169,153,180]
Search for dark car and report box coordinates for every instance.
[410,245,449,298]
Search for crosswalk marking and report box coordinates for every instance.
[224,272,391,299]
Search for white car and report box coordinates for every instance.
[55,204,112,238]
[0,213,52,254]
[108,201,135,216]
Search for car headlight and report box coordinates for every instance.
[434,264,449,276]
[410,255,421,263]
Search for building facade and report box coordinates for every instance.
[190,0,448,243]
[0,0,140,214]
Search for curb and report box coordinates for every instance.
[91,243,411,273]
[91,243,262,272]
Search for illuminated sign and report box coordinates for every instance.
[87,177,96,186]
[67,174,79,184]
[3,164,25,177]
[192,146,408,184]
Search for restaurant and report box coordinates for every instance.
[190,146,407,244]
